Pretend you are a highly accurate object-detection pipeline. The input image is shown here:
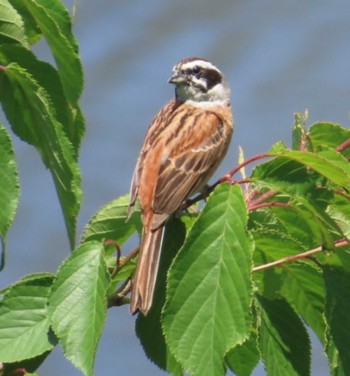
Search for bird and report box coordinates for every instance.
[128,57,234,315]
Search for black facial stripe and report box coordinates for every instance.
[202,68,222,90]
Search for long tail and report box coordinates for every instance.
[130,226,165,315]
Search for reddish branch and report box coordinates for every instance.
[252,238,350,272]
[182,153,271,209]
[248,201,291,211]
[117,245,139,269]
[336,138,350,153]
[226,153,271,178]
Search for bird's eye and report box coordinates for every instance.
[192,66,201,76]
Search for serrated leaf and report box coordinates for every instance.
[81,195,141,244]
[292,111,308,151]
[0,63,82,247]
[253,228,306,262]
[162,184,253,376]
[280,263,326,341]
[48,242,111,376]
[226,328,259,376]
[23,0,83,104]
[3,350,50,376]
[252,158,337,249]
[323,266,350,374]
[269,148,350,190]
[0,44,85,150]
[7,0,42,44]
[327,195,350,238]
[0,0,28,47]
[136,218,185,375]
[309,122,350,158]
[326,339,345,376]
[252,229,306,299]
[0,123,19,269]
[258,296,310,376]
[0,275,56,362]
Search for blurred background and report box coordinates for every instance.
[2,0,350,375]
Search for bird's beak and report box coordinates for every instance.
[168,72,187,85]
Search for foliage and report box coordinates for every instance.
[1,1,350,375]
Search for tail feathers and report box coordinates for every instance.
[130,226,165,315]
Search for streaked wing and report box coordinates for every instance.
[151,110,232,229]
[129,99,180,210]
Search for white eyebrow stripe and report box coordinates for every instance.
[176,60,221,73]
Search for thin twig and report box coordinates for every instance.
[249,201,291,211]
[336,138,350,152]
[226,153,271,178]
[104,239,121,266]
[117,245,140,269]
[107,279,132,308]
[247,189,277,208]
[253,238,349,272]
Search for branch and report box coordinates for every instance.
[117,245,139,270]
[336,138,350,152]
[252,238,350,272]
[226,153,271,178]
[249,201,291,211]
[107,279,132,308]
[180,153,271,210]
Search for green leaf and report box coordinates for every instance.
[136,218,185,375]
[23,0,83,104]
[280,263,326,341]
[253,228,306,262]
[226,328,259,376]
[81,195,141,244]
[3,350,50,376]
[48,242,111,376]
[326,337,345,376]
[258,296,311,376]
[162,184,253,376]
[269,147,350,190]
[0,274,56,362]
[7,0,42,44]
[0,44,85,150]
[323,266,350,374]
[0,123,19,268]
[309,122,350,158]
[292,111,308,151]
[0,0,28,47]
[327,195,350,238]
[0,63,82,247]
[252,158,337,250]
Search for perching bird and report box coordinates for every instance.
[128,57,234,315]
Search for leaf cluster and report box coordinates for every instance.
[1,2,350,376]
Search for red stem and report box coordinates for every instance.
[226,153,271,178]
[336,139,350,152]
[249,201,290,211]
[253,238,349,272]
